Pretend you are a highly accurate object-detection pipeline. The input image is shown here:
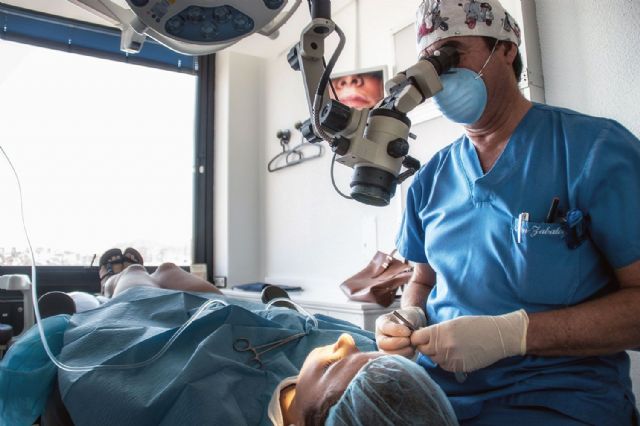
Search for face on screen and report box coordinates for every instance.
[330,71,384,109]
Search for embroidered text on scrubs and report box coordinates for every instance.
[527,225,564,238]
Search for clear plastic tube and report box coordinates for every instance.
[265,297,319,329]
[1,144,229,372]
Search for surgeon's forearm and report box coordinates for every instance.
[401,263,435,312]
[401,282,431,311]
[526,287,640,356]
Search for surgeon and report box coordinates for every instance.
[376,0,640,424]
[1,262,458,426]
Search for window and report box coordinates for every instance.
[0,39,197,267]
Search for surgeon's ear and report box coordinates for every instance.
[501,41,518,65]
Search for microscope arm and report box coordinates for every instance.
[293,18,335,124]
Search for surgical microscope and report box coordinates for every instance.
[288,1,459,206]
[68,0,460,207]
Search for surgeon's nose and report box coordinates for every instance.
[332,333,358,354]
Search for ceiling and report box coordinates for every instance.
[0,0,354,58]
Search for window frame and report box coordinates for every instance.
[0,8,215,291]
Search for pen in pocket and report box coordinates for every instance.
[545,197,560,223]
[517,212,529,243]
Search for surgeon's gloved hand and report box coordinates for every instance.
[375,307,427,358]
[411,309,529,372]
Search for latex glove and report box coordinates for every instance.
[410,309,529,372]
[375,307,427,358]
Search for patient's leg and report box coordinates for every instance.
[109,263,220,297]
[149,262,222,295]
[108,264,157,297]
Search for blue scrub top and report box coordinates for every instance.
[57,287,376,426]
[397,103,640,423]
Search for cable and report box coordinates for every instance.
[326,60,339,100]
[305,0,340,101]
[313,23,346,143]
[0,143,230,372]
[303,2,351,201]
[330,153,353,200]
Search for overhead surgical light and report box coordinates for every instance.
[68,0,302,55]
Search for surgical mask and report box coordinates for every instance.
[433,68,487,124]
[432,42,498,125]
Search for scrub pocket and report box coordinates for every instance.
[511,219,579,306]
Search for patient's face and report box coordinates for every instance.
[289,333,383,422]
[330,73,384,109]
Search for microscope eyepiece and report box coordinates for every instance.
[423,45,460,75]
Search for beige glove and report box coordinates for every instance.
[410,309,529,372]
[375,307,427,358]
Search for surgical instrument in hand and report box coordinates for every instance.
[393,310,468,383]
[392,310,417,331]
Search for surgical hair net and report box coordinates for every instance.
[416,0,521,54]
[325,355,458,426]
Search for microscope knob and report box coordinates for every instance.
[331,136,351,156]
[299,119,323,144]
[387,138,410,158]
[0,323,13,346]
[320,100,352,133]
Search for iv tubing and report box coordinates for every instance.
[266,297,319,329]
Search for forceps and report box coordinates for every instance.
[233,332,306,368]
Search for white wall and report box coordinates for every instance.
[535,0,640,137]
[214,52,264,286]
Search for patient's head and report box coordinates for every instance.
[288,334,381,424]
[288,333,458,426]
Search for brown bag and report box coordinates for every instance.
[339,250,414,307]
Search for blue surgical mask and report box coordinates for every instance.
[433,68,488,125]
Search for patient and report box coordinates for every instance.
[2,250,458,426]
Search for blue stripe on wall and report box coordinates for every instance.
[0,3,198,73]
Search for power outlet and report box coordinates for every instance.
[213,276,227,288]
